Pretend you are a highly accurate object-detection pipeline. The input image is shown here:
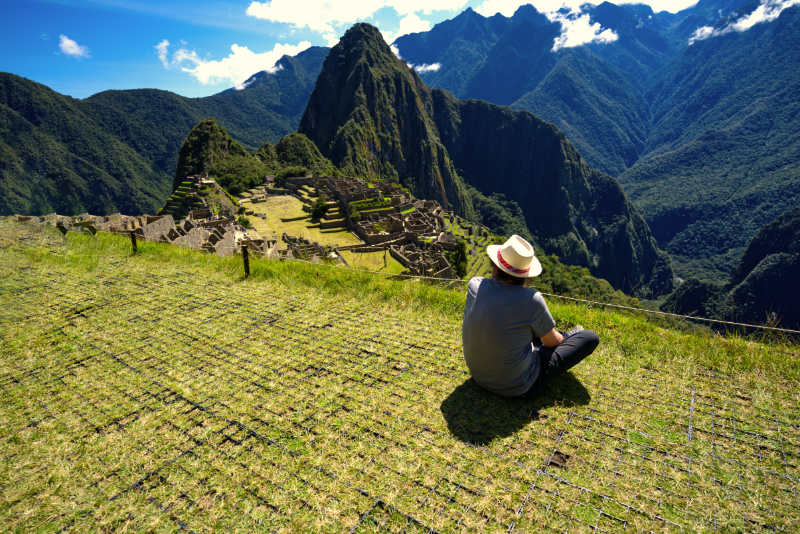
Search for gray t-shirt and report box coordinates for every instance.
[462,277,556,397]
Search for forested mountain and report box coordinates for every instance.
[0,46,328,216]
[662,206,800,331]
[0,74,169,216]
[620,5,800,280]
[392,4,679,176]
[394,1,800,282]
[300,24,672,297]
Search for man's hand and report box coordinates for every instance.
[541,328,563,348]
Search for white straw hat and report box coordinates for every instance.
[487,234,542,278]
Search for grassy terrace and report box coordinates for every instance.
[244,195,361,248]
[1,220,798,532]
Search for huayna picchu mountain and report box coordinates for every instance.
[300,23,673,297]
[299,25,470,214]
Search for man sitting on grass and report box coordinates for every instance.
[462,235,599,397]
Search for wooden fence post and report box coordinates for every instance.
[129,230,138,254]
[242,244,250,278]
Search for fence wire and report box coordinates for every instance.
[1,227,799,532]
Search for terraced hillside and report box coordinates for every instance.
[1,220,798,532]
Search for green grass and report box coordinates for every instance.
[1,219,799,532]
[246,195,361,249]
[339,250,405,275]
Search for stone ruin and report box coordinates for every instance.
[389,241,454,279]
[16,211,264,258]
[8,168,490,280]
[279,233,344,265]
[267,175,458,278]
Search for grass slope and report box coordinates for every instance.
[1,220,798,532]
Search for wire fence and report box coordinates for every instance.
[275,254,800,336]
[2,238,799,531]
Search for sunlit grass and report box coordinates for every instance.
[1,219,798,532]
[246,194,361,248]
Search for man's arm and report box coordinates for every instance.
[541,328,563,348]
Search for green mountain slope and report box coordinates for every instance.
[511,48,649,175]
[662,206,800,330]
[0,74,169,215]
[299,24,470,213]
[163,119,338,218]
[432,93,672,296]
[619,6,800,279]
[300,23,672,297]
[0,46,328,217]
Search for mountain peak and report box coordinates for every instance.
[339,22,390,52]
[300,23,465,210]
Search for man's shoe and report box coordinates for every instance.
[564,325,584,337]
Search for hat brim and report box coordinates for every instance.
[487,245,542,278]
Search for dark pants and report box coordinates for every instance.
[523,329,599,397]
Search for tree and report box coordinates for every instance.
[311,195,329,220]
[446,239,468,278]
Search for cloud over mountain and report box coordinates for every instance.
[156,40,312,89]
[475,1,619,51]
[689,0,800,45]
[245,0,466,44]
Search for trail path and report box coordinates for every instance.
[1,225,798,532]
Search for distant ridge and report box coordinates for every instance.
[663,206,800,331]
[395,2,800,281]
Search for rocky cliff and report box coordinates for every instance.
[299,24,470,213]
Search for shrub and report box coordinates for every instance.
[276,166,309,180]
[445,239,468,278]
[311,196,329,220]
[237,215,252,228]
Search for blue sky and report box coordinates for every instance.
[0,0,704,99]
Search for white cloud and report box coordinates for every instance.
[389,42,440,72]
[59,35,89,58]
[246,0,466,44]
[411,62,441,73]
[382,12,433,44]
[162,41,312,89]
[474,1,619,51]
[155,39,170,68]
[551,10,618,51]
[689,0,800,45]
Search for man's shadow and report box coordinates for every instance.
[440,373,590,445]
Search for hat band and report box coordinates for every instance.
[497,250,529,274]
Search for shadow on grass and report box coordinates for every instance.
[440,373,590,445]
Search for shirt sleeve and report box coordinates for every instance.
[530,291,556,337]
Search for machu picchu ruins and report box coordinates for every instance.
[11,173,495,280]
